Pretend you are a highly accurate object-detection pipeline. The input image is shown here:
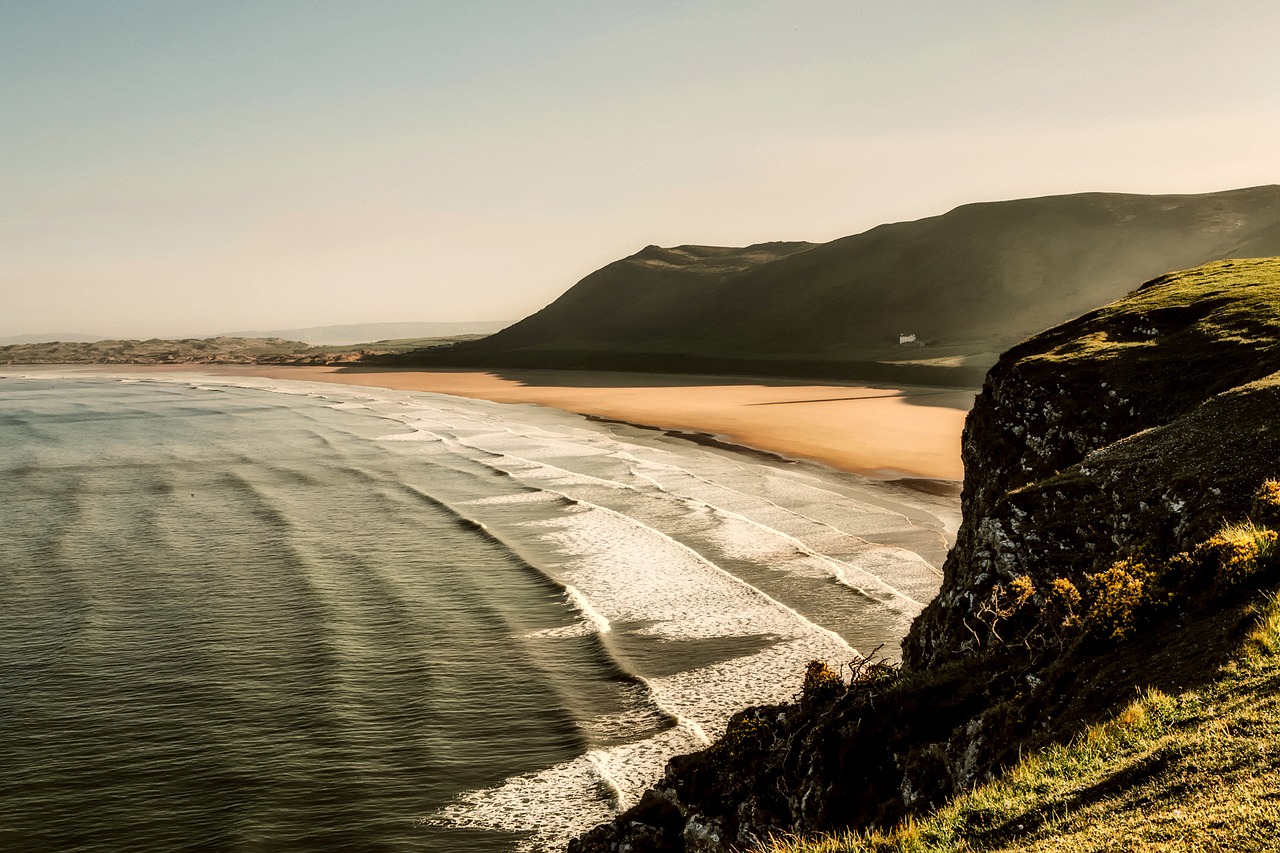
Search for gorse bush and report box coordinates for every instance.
[1253,478,1280,527]
[1085,558,1154,642]
[971,509,1280,651]
[1044,576,1083,640]
[801,660,844,701]
[1006,575,1035,611]
[1069,480,1280,645]
[710,714,772,764]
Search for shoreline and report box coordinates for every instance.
[4,364,974,480]
[230,365,974,480]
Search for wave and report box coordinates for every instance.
[435,434,933,618]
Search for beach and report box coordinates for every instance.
[219,366,973,481]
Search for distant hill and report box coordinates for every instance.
[0,337,318,365]
[398,186,1280,385]
[0,332,109,345]
[220,321,510,346]
[0,334,496,365]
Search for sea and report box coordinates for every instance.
[0,368,958,852]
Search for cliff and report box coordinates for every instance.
[907,257,1280,668]
[395,187,1280,385]
[569,257,1280,851]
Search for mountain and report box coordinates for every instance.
[571,257,1280,851]
[400,186,1280,385]
[220,321,510,346]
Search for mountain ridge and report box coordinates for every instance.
[396,186,1280,385]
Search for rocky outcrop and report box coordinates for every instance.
[569,257,1280,852]
[907,258,1280,668]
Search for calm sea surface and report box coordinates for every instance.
[0,369,956,852]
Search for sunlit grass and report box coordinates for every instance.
[761,593,1280,853]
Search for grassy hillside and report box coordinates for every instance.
[400,186,1280,385]
[765,600,1280,852]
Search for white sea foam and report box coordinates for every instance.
[562,583,612,635]
[388,393,955,849]
[426,723,706,853]
[461,440,933,616]
[375,430,442,442]
[426,637,854,852]
[423,487,866,846]
[467,491,569,506]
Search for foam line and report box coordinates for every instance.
[563,584,612,635]
[540,492,860,660]
[627,461,935,604]
[457,439,929,611]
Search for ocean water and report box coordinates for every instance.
[0,369,957,852]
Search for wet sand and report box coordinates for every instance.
[219,366,974,480]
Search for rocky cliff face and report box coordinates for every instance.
[907,257,1280,668]
[569,257,1280,852]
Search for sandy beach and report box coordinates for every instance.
[208,366,974,480]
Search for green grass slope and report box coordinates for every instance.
[779,259,1280,851]
[405,186,1280,384]
[766,603,1280,852]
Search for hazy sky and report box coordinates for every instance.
[3,1,1278,338]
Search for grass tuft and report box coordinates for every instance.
[1200,520,1280,587]
[1242,591,1280,664]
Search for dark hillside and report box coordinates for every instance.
[403,186,1280,384]
[472,242,817,350]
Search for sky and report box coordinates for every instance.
[2,0,1278,339]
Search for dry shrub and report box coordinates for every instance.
[847,648,899,689]
[972,575,1037,646]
